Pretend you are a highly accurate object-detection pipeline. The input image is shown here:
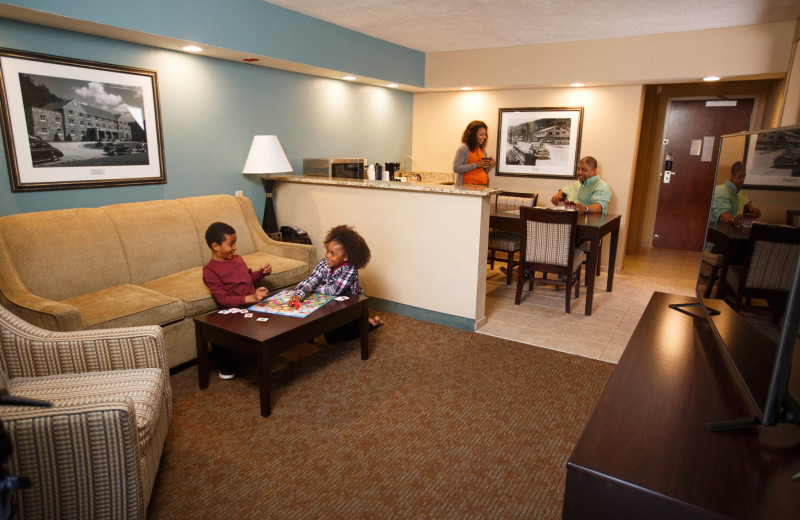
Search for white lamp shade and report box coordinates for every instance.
[242,135,293,174]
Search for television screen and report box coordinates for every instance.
[695,125,800,428]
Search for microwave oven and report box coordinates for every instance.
[303,158,366,179]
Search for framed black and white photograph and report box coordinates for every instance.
[495,107,583,179]
[0,48,166,191]
[743,126,800,190]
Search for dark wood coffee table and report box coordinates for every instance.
[194,294,369,417]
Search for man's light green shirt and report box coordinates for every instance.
[561,175,611,214]
[709,180,750,223]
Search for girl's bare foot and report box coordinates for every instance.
[369,316,384,330]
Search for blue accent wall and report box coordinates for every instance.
[0,0,425,87]
[0,18,413,219]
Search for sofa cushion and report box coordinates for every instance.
[241,252,310,291]
[8,367,166,453]
[103,199,203,284]
[61,285,184,328]
[0,209,130,301]
[178,195,259,263]
[138,267,217,317]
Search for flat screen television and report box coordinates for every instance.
[689,125,800,430]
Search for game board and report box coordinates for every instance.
[248,290,334,318]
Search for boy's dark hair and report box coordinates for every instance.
[205,222,236,248]
[325,225,371,270]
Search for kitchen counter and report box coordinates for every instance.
[275,174,496,330]
[274,174,500,197]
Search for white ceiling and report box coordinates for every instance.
[265,0,800,53]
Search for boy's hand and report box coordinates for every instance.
[288,293,301,306]
[259,264,272,277]
[245,287,269,304]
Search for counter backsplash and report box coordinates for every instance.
[402,171,455,183]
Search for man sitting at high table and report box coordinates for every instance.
[709,161,762,225]
[550,156,612,214]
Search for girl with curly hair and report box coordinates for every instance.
[290,225,383,337]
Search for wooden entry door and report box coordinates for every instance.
[652,98,754,251]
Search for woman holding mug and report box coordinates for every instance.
[452,120,495,186]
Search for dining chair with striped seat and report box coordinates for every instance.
[723,223,800,323]
[515,206,584,313]
[488,192,538,285]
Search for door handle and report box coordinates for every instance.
[663,170,677,183]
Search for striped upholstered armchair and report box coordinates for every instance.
[0,304,171,519]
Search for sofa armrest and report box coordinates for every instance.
[1,398,146,519]
[0,241,83,331]
[0,293,83,331]
[236,195,317,267]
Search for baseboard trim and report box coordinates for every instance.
[369,298,476,331]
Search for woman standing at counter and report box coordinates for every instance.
[453,120,495,186]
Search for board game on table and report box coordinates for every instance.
[248,289,334,318]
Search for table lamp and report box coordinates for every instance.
[242,135,293,234]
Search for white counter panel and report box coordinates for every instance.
[275,179,492,326]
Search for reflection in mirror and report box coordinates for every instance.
[695,125,800,427]
[697,127,800,338]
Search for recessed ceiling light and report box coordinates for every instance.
[343,75,357,81]
[703,76,721,82]
[386,83,399,88]
[182,45,203,53]
[460,86,472,91]
[570,83,584,87]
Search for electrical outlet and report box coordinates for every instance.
[235,190,243,197]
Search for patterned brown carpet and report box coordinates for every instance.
[147,312,614,519]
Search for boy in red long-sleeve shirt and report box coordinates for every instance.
[202,221,271,379]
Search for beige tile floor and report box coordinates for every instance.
[478,247,702,363]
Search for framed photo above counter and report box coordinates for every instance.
[0,47,166,191]
[495,106,583,179]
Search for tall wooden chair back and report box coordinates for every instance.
[495,192,538,210]
[515,207,584,313]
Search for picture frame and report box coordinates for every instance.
[495,107,583,179]
[0,47,166,191]
[743,126,800,190]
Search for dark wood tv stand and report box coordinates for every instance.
[564,292,800,519]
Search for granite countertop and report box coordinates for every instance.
[275,173,500,197]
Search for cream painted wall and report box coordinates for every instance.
[426,22,795,89]
[411,85,645,270]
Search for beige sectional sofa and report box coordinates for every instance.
[0,194,316,368]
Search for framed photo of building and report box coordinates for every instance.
[495,107,583,179]
[743,126,800,190]
[0,48,166,191]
